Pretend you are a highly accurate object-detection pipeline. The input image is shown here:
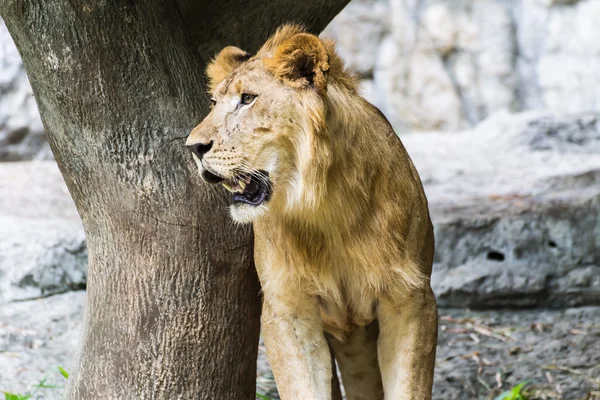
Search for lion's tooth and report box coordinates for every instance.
[239,180,246,190]
[222,182,234,193]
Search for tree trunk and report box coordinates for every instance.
[0,1,348,398]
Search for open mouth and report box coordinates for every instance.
[203,170,272,206]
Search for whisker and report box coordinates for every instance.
[238,160,275,190]
[206,156,276,194]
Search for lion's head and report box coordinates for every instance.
[186,25,355,223]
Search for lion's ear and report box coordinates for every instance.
[206,46,250,91]
[264,33,330,92]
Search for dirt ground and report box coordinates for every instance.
[1,293,598,399]
[256,307,600,400]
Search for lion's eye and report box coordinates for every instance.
[240,93,257,105]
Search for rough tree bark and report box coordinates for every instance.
[0,1,348,398]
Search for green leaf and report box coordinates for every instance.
[494,382,528,400]
[494,390,512,400]
[33,382,63,389]
[58,366,70,380]
[31,376,62,390]
[256,393,272,400]
[510,382,527,399]
[4,393,31,400]
[32,376,47,388]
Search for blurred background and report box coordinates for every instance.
[1,1,599,399]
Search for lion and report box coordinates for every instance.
[186,24,437,400]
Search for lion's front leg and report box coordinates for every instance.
[377,286,438,400]
[261,297,333,400]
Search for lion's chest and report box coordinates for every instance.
[316,273,378,341]
[255,218,387,341]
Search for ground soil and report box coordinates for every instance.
[1,294,598,400]
[257,307,600,400]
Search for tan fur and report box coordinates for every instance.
[205,46,250,92]
[264,33,330,93]
[186,24,438,399]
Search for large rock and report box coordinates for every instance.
[0,19,50,161]
[401,111,600,308]
[325,0,600,131]
[1,113,598,310]
[0,162,86,303]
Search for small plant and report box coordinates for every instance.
[57,367,69,380]
[3,367,69,400]
[3,394,31,400]
[495,382,529,400]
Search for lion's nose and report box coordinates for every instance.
[187,141,213,160]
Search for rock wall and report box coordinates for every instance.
[324,0,600,131]
[404,111,600,308]
[1,111,597,309]
[2,1,600,159]
[0,19,49,161]
[0,162,86,304]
